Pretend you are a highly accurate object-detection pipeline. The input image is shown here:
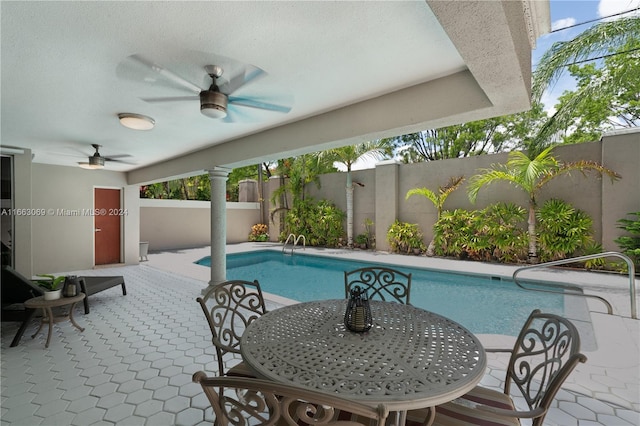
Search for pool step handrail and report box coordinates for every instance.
[282,234,306,255]
[512,251,636,319]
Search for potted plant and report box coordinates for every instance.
[35,274,66,300]
[355,234,369,249]
[409,236,426,255]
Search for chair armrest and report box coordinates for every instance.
[484,348,512,353]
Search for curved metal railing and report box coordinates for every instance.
[512,252,637,319]
[282,234,306,255]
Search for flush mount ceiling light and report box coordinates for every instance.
[118,113,155,130]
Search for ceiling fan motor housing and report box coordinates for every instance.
[200,90,228,118]
[89,155,105,167]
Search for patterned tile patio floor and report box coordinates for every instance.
[1,246,638,425]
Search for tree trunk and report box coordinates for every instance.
[426,238,436,257]
[527,202,538,263]
[346,172,354,247]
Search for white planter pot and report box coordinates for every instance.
[139,241,149,262]
[43,289,62,300]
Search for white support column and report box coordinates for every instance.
[204,167,231,294]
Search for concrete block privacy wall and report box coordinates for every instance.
[267,131,639,252]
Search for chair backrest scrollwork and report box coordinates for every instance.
[196,280,267,376]
[344,267,412,304]
[192,374,390,426]
[506,309,586,425]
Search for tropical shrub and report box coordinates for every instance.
[248,223,269,242]
[615,212,640,271]
[577,242,608,270]
[282,199,345,247]
[483,203,528,263]
[536,199,594,262]
[433,203,527,262]
[387,220,426,254]
[433,209,477,259]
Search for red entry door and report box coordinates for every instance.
[95,188,121,265]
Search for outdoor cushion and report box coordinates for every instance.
[78,276,127,314]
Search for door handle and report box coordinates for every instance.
[95,228,102,232]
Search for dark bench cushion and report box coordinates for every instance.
[78,276,127,314]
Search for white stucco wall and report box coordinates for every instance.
[139,199,260,250]
[30,164,140,274]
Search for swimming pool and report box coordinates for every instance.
[196,250,587,337]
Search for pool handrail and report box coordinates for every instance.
[282,233,306,254]
[512,252,636,319]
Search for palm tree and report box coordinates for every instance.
[531,16,640,149]
[324,141,392,247]
[533,16,639,100]
[406,176,464,256]
[467,146,620,263]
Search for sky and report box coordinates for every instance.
[343,0,639,171]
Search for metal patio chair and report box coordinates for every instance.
[192,374,391,426]
[344,266,412,304]
[404,309,587,426]
[196,279,267,377]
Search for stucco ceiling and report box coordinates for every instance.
[1,1,549,184]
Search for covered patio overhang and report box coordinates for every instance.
[124,1,549,290]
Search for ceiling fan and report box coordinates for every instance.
[77,144,133,170]
[117,54,292,122]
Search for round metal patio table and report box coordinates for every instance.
[241,299,486,418]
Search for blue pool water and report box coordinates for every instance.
[196,250,581,336]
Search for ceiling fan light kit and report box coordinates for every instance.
[118,113,155,130]
[78,161,104,170]
[200,90,228,119]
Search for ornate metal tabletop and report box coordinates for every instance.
[241,299,486,411]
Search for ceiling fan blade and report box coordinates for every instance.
[46,151,85,159]
[223,103,257,123]
[106,158,137,165]
[229,96,291,113]
[117,54,202,94]
[103,154,132,160]
[140,95,200,103]
[219,66,266,95]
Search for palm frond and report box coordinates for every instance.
[533,16,640,101]
[406,188,438,206]
[468,169,523,203]
[536,159,621,190]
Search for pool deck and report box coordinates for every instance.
[1,242,638,425]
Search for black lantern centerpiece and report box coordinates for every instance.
[344,286,373,332]
[63,275,80,297]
